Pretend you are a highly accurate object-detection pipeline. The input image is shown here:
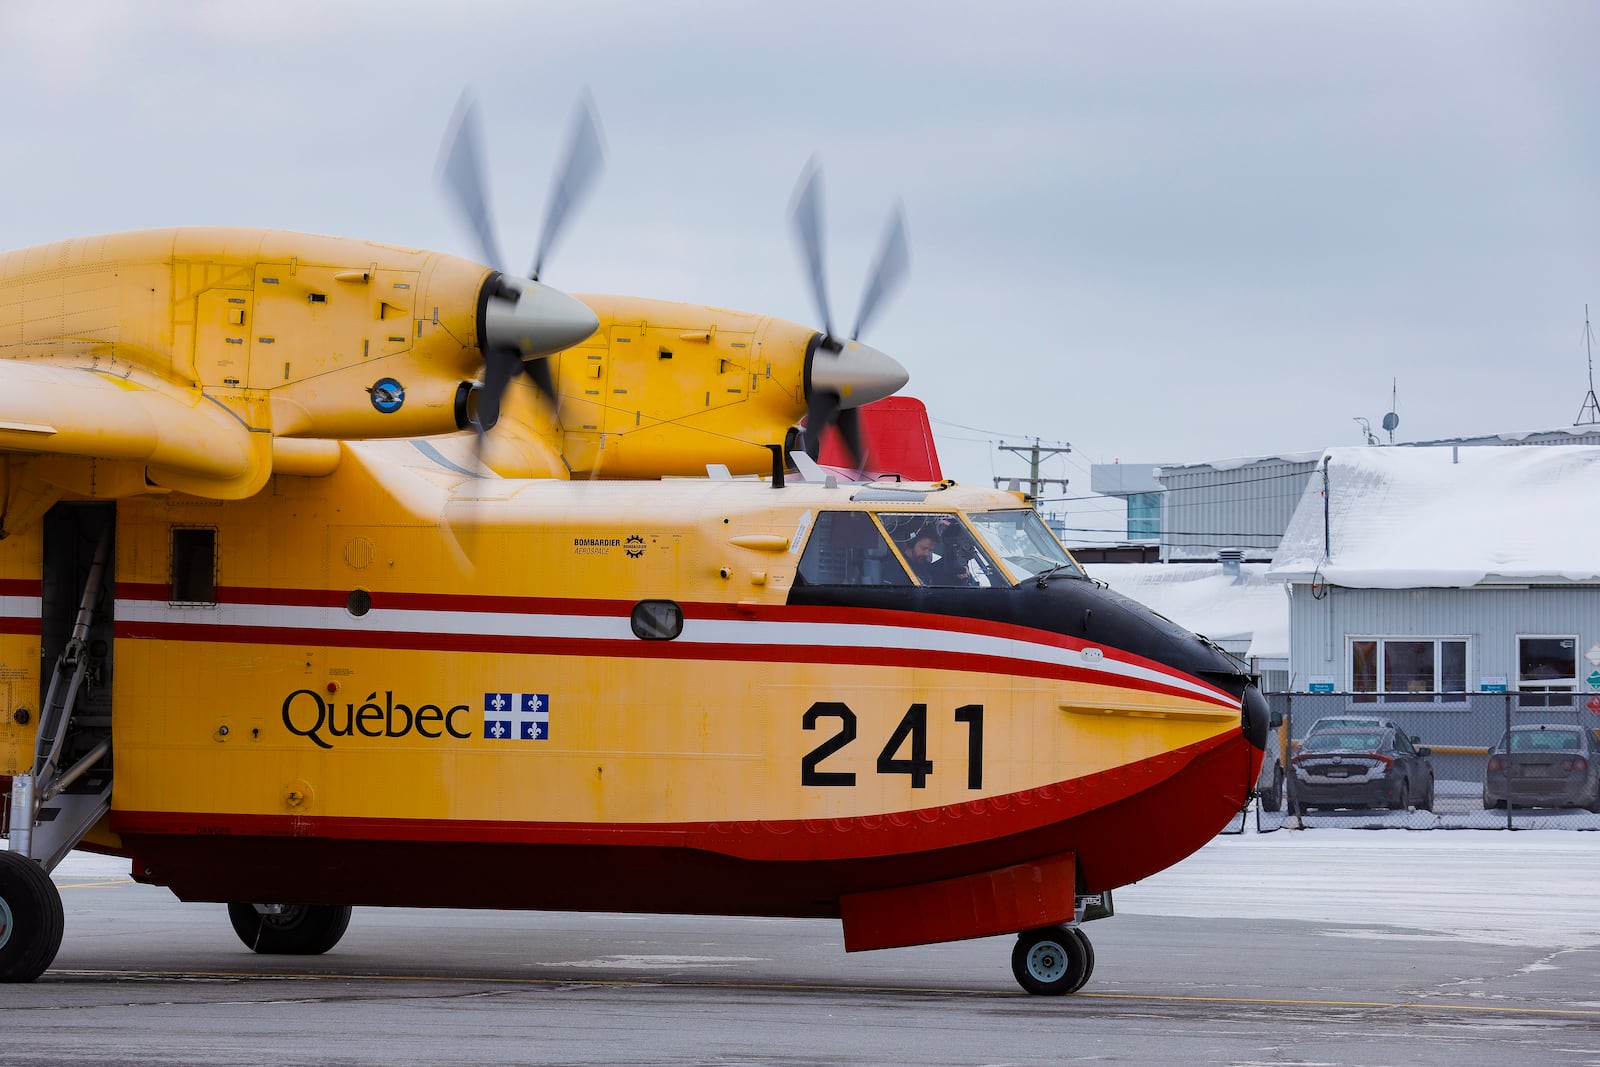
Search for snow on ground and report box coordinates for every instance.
[1116,828,1600,949]
[27,829,1600,951]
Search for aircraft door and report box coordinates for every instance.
[20,501,117,870]
[40,503,116,722]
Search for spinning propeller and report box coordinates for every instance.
[437,92,606,434]
[787,158,911,469]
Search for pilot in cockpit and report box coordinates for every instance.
[904,523,987,587]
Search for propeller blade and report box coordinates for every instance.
[835,406,868,472]
[474,346,520,434]
[436,92,507,272]
[523,355,559,409]
[803,390,841,461]
[531,91,606,282]
[788,156,836,341]
[851,202,908,340]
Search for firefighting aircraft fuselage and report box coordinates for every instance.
[0,226,1268,995]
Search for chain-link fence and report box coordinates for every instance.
[1239,692,1600,832]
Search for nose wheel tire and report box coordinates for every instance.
[0,850,65,983]
[227,902,353,955]
[1011,925,1095,995]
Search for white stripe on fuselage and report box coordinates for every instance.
[115,598,1236,708]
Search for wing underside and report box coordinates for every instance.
[0,361,270,499]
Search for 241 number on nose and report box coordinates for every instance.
[800,701,984,789]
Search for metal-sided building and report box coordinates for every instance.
[1267,446,1600,763]
[1094,427,1600,566]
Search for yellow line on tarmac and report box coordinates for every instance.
[1074,991,1600,1018]
[54,879,135,889]
[46,969,1600,1018]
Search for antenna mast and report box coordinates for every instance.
[1576,305,1600,426]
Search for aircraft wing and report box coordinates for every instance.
[0,361,271,499]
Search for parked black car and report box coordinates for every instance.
[1482,724,1600,812]
[1289,724,1435,812]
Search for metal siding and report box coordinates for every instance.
[1287,584,1600,690]
[1159,459,1316,562]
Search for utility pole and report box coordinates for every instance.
[993,439,1072,504]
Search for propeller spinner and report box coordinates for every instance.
[787,158,911,469]
[437,92,605,434]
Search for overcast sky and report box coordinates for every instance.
[5,1,1598,535]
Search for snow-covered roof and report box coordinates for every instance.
[1085,561,1288,665]
[1270,445,1600,588]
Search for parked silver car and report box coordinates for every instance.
[1482,724,1600,812]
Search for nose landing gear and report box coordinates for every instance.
[1011,924,1095,995]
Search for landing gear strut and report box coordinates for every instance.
[1011,924,1095,995]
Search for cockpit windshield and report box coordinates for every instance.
[967,510,1083,584]
[795,512,912,586]
[795,508,1077,589]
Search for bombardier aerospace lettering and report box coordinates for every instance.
[0,96,1269,994]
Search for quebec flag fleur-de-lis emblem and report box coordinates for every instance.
[484,692,550,740]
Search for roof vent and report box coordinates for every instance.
[1218,548,1243,580]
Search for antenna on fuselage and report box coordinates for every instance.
[766,444,786,489]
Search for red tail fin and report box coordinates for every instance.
[818,396,943,481]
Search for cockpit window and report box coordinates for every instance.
[876,513,1002,588]
[796,512,912,586]
[968,509,1083,584]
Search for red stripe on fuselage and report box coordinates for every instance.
[112,583,1237,705]
[111,731,1256,920]
[114,731,1229,861]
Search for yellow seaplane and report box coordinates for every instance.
[0,98,1269,994]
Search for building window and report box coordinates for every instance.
[1349,637,1468,704]
[1517,635,1577,710]
[1126,492,1160,541]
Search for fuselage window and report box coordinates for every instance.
[171,527,217,604]
[796,512,912,586]
[878,513,1000,588]
[631,600,684,640]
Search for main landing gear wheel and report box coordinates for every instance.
[0,851,65,983]
[227,902,353,955]
[1010,925,1095,995]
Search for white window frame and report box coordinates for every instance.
[1515,633,1579,713]
[1345,635,1471,707]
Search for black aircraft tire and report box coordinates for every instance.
[1066,927,1096,993]
[1011,925,1089,996]
[0,850,65,983]
[227,902,353,955]
[1261,771,1284,813]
